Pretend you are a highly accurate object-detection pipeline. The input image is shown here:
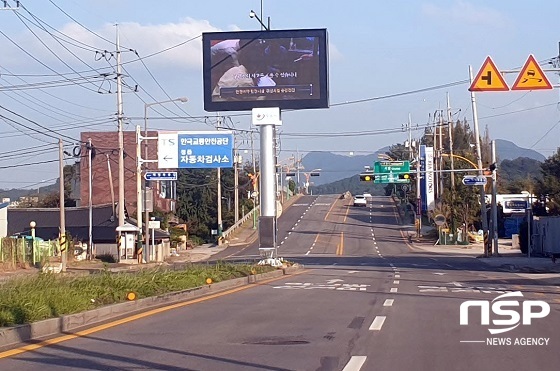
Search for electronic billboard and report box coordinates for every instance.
[202,28,329,112]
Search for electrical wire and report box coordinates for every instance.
[0,105,81,143]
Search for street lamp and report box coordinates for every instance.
[304,168,321,194]
[140,97,188,263]
[29,220,36,239]
[249,9,270,31]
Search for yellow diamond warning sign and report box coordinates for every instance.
[511,54,553,91]
[469,56,509,92]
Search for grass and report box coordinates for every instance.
[0,262,275,327]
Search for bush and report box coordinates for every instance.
[0,263,274,326]
[95,253,117,263]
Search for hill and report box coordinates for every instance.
[495,139,545,162]
[301,139,545,188]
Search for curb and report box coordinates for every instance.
[0,265,303,349]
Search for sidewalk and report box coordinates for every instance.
[411,236,560,274]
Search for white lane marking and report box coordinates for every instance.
[305,251,311,255]
[288,231,292,235]
[389,263,394,267]
[294,223,298,226]
[393,280,400,285]
[284,236,288,240]
[373,241,377,245]
[395,274,400,278]
[298,219,301,223]
[280,241,284,245]
[383,299,394,307]
[390,287,398,293]
[342,356,367,371]
[369,316,386,331]
[392,267,397,270]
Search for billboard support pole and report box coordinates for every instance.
[254,108,282,267]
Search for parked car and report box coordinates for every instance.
[353,195,367,207]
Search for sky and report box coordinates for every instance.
[0,0,559,191]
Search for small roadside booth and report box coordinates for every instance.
[116,223,140,262]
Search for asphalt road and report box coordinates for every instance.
[1,195,559,370]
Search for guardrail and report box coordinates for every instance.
[221,207,258,241]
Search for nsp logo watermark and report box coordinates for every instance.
[459,291,551,346]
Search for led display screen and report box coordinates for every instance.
[202,28,329,111]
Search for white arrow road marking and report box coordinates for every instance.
[327,279,344,284]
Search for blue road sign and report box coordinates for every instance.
[177,131,233,169]
[462,175,487,186]
[145,171,178,181]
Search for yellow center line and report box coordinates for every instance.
[323,199,338,221]
[0,271,307,359]
[343,204,350,223]
[337,232,344,255]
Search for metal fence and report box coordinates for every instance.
[0,237,58,269]
[532,216,560,256]
[221,207,258,242]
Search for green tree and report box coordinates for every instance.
[535,148,560,215]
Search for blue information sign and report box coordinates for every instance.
[177,131,233,168]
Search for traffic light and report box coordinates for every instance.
[360,173,375,182]
[483,163,497,176]
[398,173,414,182]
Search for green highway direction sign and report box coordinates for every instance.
[373,161,411,184]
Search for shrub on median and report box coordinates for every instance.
[0,263,274,327]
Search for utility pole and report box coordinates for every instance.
[438,111,444,200]
[135,126,143,263]
[88,138,93,260]
[469,65,490,257]
[216,115,223,243]
[491,140,499,256]
[447,93,456,242]
[234,149,239,223]
[415,141,422,239]
[116,26,125,233]
[217,167,223,242]
[59,139,67,272]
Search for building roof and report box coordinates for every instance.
[7,204,169,242]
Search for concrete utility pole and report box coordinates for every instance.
[234,150,240,223]
[415,140,422,239]
[135,126,143,263]
[491,140,499,256]
[447,94,456,242]
[116,26,125,231]
[438,111,444,200]
[59,139,67,272]
[88,138,93,260]
[217,167,223,242]
[469,65,490,257]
